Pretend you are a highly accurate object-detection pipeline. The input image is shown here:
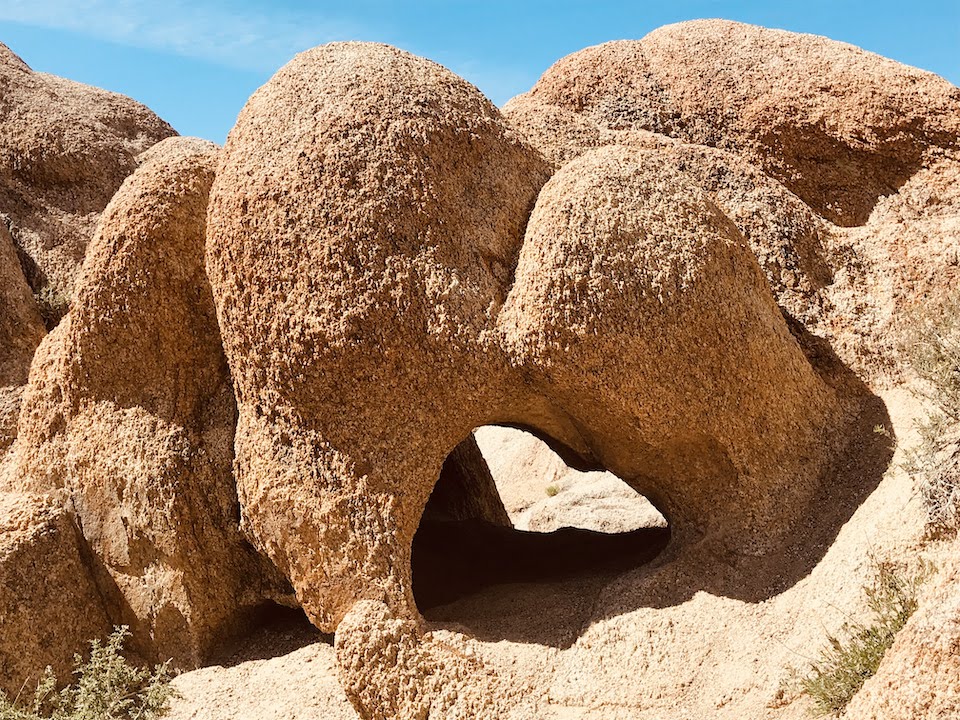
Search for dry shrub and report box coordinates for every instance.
[800,560,930,716]
[0,627,176,720]
[900,291,960,533]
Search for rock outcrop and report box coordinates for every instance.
[1,20,957,720]
[506,19,960,226]
[0,491,110,696]
[0,42,175,325]
[845,548,960,720]
[474,426,666,533]
[207,40,846,718]
[503,20,960,381]
[7,137,290,674]
[0,219,43,454]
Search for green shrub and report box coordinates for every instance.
[0,627,176,720]
[545,484,560,497]
[900,291,960,533]
[800,560,929,717]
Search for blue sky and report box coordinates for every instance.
[1,1,957,143]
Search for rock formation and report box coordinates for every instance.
[0,219,43,454]
[502,20,960,382]
[845,547,960,720]
[7,137,292,674]
[0,42,175,325]
[474,426,666,533]
[1,18,958,720]
[0,491,111,696]
[206,40,848,717]
[506,19,960,227]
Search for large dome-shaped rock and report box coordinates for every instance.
[503,101,835,328]
[207,41,552,634]
[498,145,843,547]
[0,42,175,324]
[8,137,289,667]
[208,42,553,717]
[509,19,960,226]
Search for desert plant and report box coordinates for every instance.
[34,285,70,330]
[900,291,960,533]
[799,559,929,717]
[545,484,560,497]
[0,627,176,720]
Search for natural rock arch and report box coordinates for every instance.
[207,41,846,718]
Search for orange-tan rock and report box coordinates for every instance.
[7,137,291,676]
[206,41,853,717]
[0,42,175,324]
[0,491,110,697]
[0,218,43,454]
[508,19,960,226]
[1,20,958,720]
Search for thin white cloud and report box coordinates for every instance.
[0,0,363,72]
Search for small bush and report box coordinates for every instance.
[900,291,960,533]
[800,560,929,717]
[0,627,176,720]
[545,484,560,497]
[33,285,70,330]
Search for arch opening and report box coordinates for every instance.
[411,426,670,613]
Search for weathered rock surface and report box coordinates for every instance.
[474,425,665,533]
[0,491,110,696]
[423,433,512,527]
[0,42,175,324]
[0,218,43,454]
[503,21,960,382]
[845,544,960,720]
[1,21,957,720]
[207,41,848,718]
[7,137,289,675]
[498,145,844,547]
[507,19,960,226]
[207,41,554,717]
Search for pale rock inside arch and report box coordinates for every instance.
[473,426,667,533]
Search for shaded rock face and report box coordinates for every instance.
[0,219,43,454]
[509,19,960,227]
[207,41,849,718]
[0,491,110,696]
[423,434,513,527]
[8,137,291,671]
[0,42,175,325]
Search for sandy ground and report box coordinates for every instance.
[168,387,932,720]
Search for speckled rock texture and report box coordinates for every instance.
[844,542,960,720]
[506,19,960,227]
[5,137,291,678]
[845,545,960,720]
[0,218,43,454]
[2,20,958,720]
[207,41,848,718]
[473,425,665,533]
[0,42,175,325]
[0,491,110,698]
[502,19,960,383]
